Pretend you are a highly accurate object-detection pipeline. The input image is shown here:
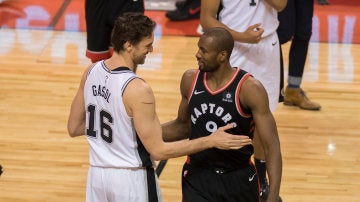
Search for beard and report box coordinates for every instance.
[199,64,217,73]
[134,54,146,65]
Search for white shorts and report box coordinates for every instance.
[230,32,280,112]
[86,166,162,202]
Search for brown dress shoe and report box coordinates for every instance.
[284,87,321,110]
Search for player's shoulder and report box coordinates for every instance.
[181,69,198,85]
[125,77,154,99]
[183,69,198,77]
[241,76,268,102]
[127,77,151,90]
[180,69,198,95]
[243,75,262,89]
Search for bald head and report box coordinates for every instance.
[201,27,234,58]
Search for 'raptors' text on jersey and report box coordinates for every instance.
[188,68,255,169]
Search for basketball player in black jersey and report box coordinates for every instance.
[162,27,282,202]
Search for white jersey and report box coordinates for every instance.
[84,60,154,168]
[219,0,281,111]
[218,0,279,37]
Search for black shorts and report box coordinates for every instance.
[182,162,259,202]
[85,0,144,53]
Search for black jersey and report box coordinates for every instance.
[188,68,254,170]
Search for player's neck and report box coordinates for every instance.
[206,66,237,90]
[105,52,135,72]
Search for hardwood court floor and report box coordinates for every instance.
[0,29,359,202]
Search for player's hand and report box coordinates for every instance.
[242,23,264,44]
[209,123,252,150]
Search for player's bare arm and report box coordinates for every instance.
[200,0,264,44]
[125,78,251,161]
[240,77,282,202]
[67,66,91,137]
[264,0,287,11]
[162,69,195,142]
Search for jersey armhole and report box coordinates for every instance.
[236,73,252,118]
[121,76,139,119]
[187,70,200,103]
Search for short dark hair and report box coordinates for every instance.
[202,27,234,58]
[111,13,156,52]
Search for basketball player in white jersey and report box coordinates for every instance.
[67,13,252,202]
[200,0,287,201]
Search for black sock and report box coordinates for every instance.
[255,158,267,186]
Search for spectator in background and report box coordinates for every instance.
[277,0,321,110]
[85,0,144,63]
[166,0,201,21]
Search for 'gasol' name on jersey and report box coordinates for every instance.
[92,85,111,103]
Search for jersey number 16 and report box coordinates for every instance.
[86,104,113,143]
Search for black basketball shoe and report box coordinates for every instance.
[166,0,201,21]
[175,0,186,8]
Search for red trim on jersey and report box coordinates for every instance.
[185,155,191,164]
[236,73,252,118]
[249,119,255,134]
[203,68,240,95]
[187,70,200,103]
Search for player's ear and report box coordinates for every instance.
[124,41,132,52]
[217,50,228,62]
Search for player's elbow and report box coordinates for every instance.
[149,145,172,161]
[199,14,214,31]
[200,20,210,31]
[67,123,83,137]
[275,2,287,12]
[67,127,78,137]
[150,152,168,161]
[150,154,163,161]
[276,5,286,12]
